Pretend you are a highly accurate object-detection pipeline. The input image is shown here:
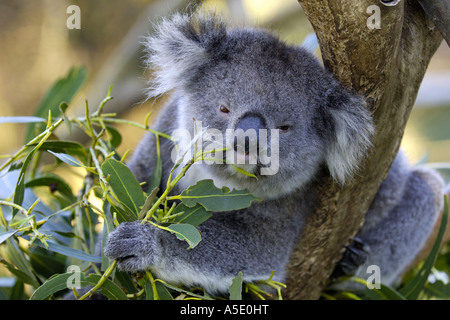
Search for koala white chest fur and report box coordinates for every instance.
[104,12,445,295]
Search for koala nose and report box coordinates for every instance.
[234,114,266,153]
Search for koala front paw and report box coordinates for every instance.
[104,221,159,271]
[331,237,368,280]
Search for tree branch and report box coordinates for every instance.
[285,0,443,299]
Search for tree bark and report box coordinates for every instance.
[285,0,443,300]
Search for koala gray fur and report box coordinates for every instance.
[104,12,445,294]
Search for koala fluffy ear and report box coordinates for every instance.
[324,87,375,185]
[144,12,227,97]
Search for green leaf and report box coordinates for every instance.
[166,223,201,249]
[33,240,101,263]
[84,274,128,300]
[104,125,122,149]
[424,280,450,299]
[172,203,212,227]
[34,141,88,160]
[399,195,449,299]
[12,151,34,217]
[179,179,262,212]
[48,150,85,168]
[30,273,125,300]
[145,280,173,300]
[109,200,138,224]
[29,246,66,279]
[114,271,138,295]
[25,174,76,202]
[9,279,25,300]
[0,116,46,124]
[138,188,159,220]
[25,66,87,143]
[30,273,73,300]
[364,283,406,300]
[0,259,35,287]
[0,230,18,245]
[229,271,243,300]
[147,135,162,192]
[101,159,146,218]
[148,150,162,192]
[30,272,127,300]
[3,240,40,287]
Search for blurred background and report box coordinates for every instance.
[0,0,449,175]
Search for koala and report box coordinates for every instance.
[104,12,445,295]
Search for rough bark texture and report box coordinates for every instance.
[285,0,443,300]
[417,0,450,46]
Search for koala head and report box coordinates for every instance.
[144,12,374,198]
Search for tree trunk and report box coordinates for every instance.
[285,0,443,300]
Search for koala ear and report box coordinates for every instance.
[324,87,375,185]
[144,12,227,97]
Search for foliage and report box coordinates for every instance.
[0,67,280,300]
[0,67,449,300]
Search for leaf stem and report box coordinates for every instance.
[0,118,64,172]
[78,260,117,300]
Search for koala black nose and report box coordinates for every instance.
[234,114,266,153]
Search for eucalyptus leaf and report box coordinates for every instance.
[2,240,39,287]
[114,271,138,295]
[364,283,406,300]
[25,175,76,202]
[172,203,212,227]
[29,246,66,279]
[148,150,162,193]
[166,223,201,249]
[30,272,72,300]
[139,188,159,220]
[28,271,114,300]
[424,280,450,299]
[33,141,88,160]
[0,230,18,245]
[9,279,25,300]
[12,151,34,217]
[33,240,101,263]
[84,274,128,300]
[25,66,86,143]
[48,150,85,168]
[108,199,138,224]
[104,125,122,149]
[101,159,146,217]
[180,179,262,212]
[145,280,173,300]
[229,271,243,300]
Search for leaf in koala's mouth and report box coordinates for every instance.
[179,179,262,211]
[231,164,258,179]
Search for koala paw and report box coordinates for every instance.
[104,221,159,271]
[331,237,368,280]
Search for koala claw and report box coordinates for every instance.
[331,237,368,280]
[103,222,159,271]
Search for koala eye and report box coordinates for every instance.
[277,125,291,133]
[219,105,230,114]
